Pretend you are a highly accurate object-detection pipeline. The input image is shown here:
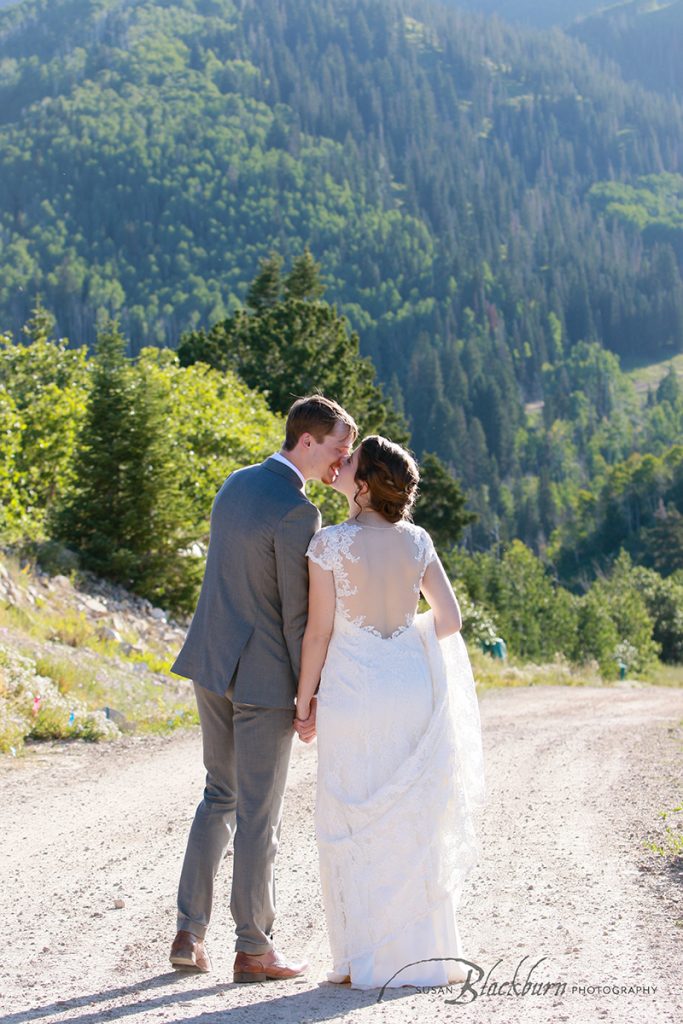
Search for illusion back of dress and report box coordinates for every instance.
[307,520,435,639]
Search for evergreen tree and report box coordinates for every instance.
[56,322,135,575]
[246,252,283,312]
[656,365,682,407]
[22,298,55,345]
[57,322,200,611]
[642,502,683,576]
[537,466,558,539]
[283,245,325,301]
[179,253,395,435]
[413,452,476,554]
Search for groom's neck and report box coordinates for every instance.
[278,446,309,481]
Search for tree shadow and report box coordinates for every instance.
[0,973,225,1024]
[664,854,683,887]
[0,972,417,1024]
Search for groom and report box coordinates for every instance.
[169,395,356,982]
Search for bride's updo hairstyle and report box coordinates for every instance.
[353,435,420,523]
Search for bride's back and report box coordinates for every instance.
[307,519,435,639]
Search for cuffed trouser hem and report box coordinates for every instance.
[176,916,209,940]
[234,939,274,955]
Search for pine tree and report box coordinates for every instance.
[656,365,681,407]
[56,321,134,576]
[413,453,476,553]
[22,298,55,345]
[57,321,200,611]
[283,245,325,301]
[643,502,683,576]
[537,466,558,539]
[246,252,283,312]
[179,257,394,435]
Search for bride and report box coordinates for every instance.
[294,435,485,990]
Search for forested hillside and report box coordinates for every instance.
[2,0,683,563]
[570,1,683,98]
[444,1,603,28]
[453,2,683,97]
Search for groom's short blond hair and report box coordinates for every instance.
[283,395,357,451]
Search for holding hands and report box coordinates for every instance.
[293,698,317,743]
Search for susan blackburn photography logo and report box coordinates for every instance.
[377,955,658,1004]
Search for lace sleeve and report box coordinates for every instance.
[306,528,336,572]
[414,525,438,570]
[424,528,437,567]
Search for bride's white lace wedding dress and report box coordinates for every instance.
[306,519,485,990]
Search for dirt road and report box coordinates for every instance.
[0,682,681,1024]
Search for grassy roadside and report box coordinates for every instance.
[0,553,197,755]
[644,805,683,862]
[470,647,683,692]
[0,633,198,755]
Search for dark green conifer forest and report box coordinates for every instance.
[1,0,683,672]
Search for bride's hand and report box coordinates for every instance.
[293,698,317,743]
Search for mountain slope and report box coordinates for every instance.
[451,1,683,97]
[570,0,683,98]
[442,1,609,28]
[1,0,682,512]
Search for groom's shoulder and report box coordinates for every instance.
[219,459,281,493]
[212,461,260,501]
[218,460,260,484]
[215,460,317,515]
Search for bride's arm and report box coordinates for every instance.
[421,556,462,640]
[294,561,335,730]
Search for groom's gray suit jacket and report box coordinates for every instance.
[171,457,321,708]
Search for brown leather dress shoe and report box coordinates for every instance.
[233,948,308,983]
[170,930,211,973]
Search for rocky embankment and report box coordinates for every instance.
[0,554,193,750]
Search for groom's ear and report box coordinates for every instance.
[291,431,312,451]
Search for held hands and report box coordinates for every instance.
[293,697,317,743]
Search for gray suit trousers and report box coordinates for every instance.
[177,681,294,953]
